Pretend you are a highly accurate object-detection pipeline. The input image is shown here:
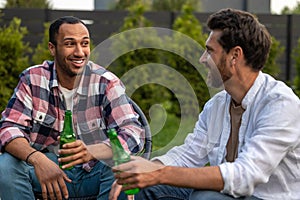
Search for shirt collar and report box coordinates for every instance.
[47,60,92,96]
[47,61,59,89]
[75,61,92,96]
[241,71,265,109]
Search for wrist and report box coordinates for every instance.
[26,150,41,165]
[155,165,168,185]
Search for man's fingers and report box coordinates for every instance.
[46,183,55,200]
[52,182,63,200]
[41,184,48,200]
[109,180,122,200]
[58,177,69,199]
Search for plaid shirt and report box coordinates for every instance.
[0,61,144,169]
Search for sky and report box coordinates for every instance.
[0,0,299,14]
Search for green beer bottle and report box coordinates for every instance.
[107,128,140,195]
[59,110,76,170]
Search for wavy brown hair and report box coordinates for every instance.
[207,8,271,71]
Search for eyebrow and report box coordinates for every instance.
[63,36,90,41]
[205,45,213,51]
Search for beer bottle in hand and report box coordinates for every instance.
[107,128,140,195]
[59,110,76,170]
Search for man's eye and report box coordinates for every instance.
[65,42,74,46]
[82,41,89,46]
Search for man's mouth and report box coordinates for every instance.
[71,59,84,64]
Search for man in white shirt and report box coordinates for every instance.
[110,8,300,200]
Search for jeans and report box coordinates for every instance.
[134,184,262,200]
[189,190,262,200]
[134,185,193,200]
[0,152,127,200]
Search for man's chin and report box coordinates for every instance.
[206,78,224,88]
[74,67,85,75]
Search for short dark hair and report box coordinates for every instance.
[49,16,88,45]
[207,8,271,71]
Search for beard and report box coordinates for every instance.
[56,56,86,78]
[206,55,224,88]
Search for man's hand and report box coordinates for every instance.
[112,156,164,191]
[109,180,134,200]
[30,152,71,200]
[58,139,94,169]
[4,137,72,200]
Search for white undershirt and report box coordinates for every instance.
[59,85,76,110]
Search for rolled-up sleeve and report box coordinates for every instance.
[0,74,33,152]
[102,71,145,155]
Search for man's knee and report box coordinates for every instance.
[135,185,192,200]
[189,190,235,200]
[0,153,27,184]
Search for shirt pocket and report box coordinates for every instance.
[77,118,107,144]
[32,111,56,136]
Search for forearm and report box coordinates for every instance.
[5,137,37,161]
[86,143,113,160]
[158,165,224,191]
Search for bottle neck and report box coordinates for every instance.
[63,110,73,131]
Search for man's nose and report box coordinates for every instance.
[74,44,85,57]
[199,51,207,63]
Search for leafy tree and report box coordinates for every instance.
[263,36,284,78]
[152,0,201,12]
[109,2,210,117]
[32,22,52,64]
[292,38,300,96]
[0,17,31,112]
[277,2,300,97]
[172,4,206,48]
[113,0,151,10]
[281,2,300,14]
[119,3,152,31]
[5,0,52,9]
[164,3,209,116]
[113,0,201,11]
[109,3,172,117]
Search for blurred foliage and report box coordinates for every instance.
[5,0,52,9]
[152,0,201,12]
[113,0,151,11]
[263,36,284,78]
[292,38,300,96]
[32,22,52,64]
[113,0,201,11]
[281,2,300,14]
[109,3,209,118]
[109,3,173,117]
[282,2,300,97]
[0,17,31,112]
[107,3,209,153]
[165,4,209,116]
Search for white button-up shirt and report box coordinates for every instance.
[154,72,300,199]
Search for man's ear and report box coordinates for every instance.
[229,46,243,66]
[48,42,55,56]
[231,46,242,59]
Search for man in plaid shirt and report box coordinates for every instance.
[0,16,144,200]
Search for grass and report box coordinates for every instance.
[149,112,197,158]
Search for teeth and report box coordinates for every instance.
[73,60,83,64]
